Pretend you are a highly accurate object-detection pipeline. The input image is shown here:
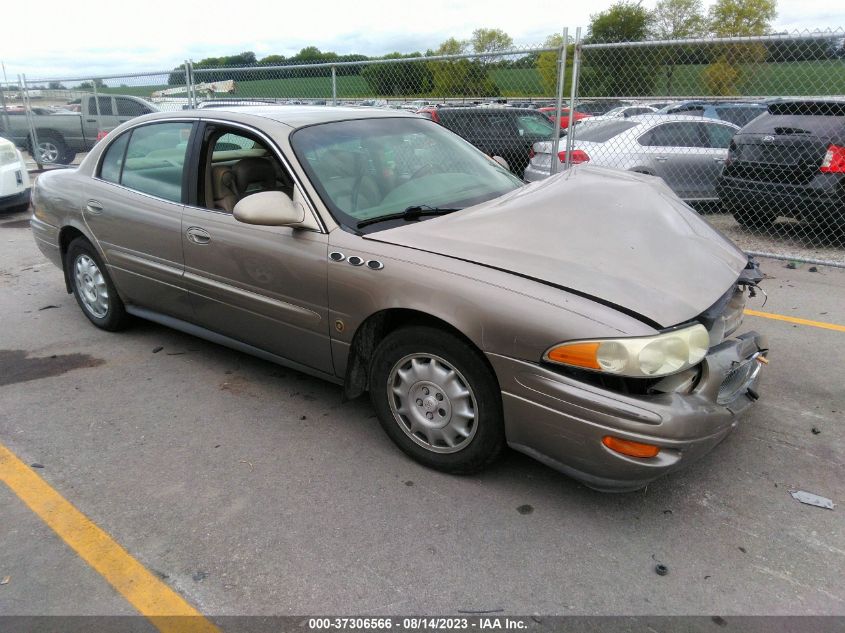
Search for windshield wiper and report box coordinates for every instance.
[356,205,462,229]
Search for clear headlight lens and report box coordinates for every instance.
[544,324,710,378]
[0,145,19,166]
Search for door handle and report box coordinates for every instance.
[655,156,667,162]
[85,199,103,214]
[186,226,211,245]
[713,156,726,161]
[86,118,97,123]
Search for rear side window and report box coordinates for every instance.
[119,122,193,203]
[573,120,637,143]
[99,133,130,183]
[92,96,113,116]
[516,114,555,137]
[115,97,152,117]
[705,123,736,149]
[639,122,706,148]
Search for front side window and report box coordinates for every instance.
[516,114,556,137]
[291,117,522,231]
[117,122,193,202]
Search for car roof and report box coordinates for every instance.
[145,105,421,129]
[624,114,739,127]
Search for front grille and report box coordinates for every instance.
[717,359,762,405]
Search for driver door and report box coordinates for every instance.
[181,123,333,374]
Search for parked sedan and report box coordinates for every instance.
[0,136,30,211]
[30,107,767,492]
[525,115,740,202]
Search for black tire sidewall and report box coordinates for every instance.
[369,326,505,474]
[33,133,68,165]
[65,237,128,331]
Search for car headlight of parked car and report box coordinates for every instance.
[544,323,710,378]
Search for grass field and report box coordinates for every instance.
[100,59,845,101]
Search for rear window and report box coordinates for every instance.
[572,120,637,142]
[767,101,845,117]
[715,106,766,127]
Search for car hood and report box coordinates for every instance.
[366,166,748,328]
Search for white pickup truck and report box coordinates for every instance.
[0,94,158,164]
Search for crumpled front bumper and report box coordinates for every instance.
[489,331,768,492]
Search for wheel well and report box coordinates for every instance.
[342,308,490,400]
[58,227,86,293]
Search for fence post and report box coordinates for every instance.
[190,60,198,107]
[183,60,192,108]
[564,27,582,170]
[92,79,102,136]
[549,27,569,176]
[331,66,337,106]
[20,74,42,169]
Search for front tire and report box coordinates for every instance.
[65,237,130,331]
[369,326,505,474]
[732,209,776,230]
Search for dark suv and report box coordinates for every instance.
[423,107,556,177]
[717,100,845,229]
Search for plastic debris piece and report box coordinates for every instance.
[790,490,834,509]
[152,346,164,353]
[0,576,9,585]
[655,564,669,576]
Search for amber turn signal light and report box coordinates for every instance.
[545,341,601,369]
[602,436,660,459]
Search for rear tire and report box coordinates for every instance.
[30,132,71,165]
[65,237,130,331]
[733,209,776,230]
[369,326,505,474]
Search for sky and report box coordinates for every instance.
[1,0,844,80]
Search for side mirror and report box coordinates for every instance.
[491,155,510,170]
[234,191,306,227]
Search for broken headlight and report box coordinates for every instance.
[543,324,710,378]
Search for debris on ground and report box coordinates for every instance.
[152,346,163,353]
[30,463,44,469]
[655,564,669,576]
[517,504,534,515]
[812,427,821,435]
[0,576,10,585]
[38,305,59,311]
[192,571,208,582]
[808,266,819,272]
[785,261,798,269]
[790,490,834,510]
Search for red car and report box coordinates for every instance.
[538,106,590,128]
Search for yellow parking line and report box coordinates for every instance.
[744,309,845,332]
[0,443,220,633]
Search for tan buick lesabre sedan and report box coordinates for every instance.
[29,107,768,491]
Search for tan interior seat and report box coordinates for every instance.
[233,157,278,198]
[211,165,238,213]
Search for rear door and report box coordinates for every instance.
[637,121,712,199]
[698,121,737,199]
[83,120,195,319]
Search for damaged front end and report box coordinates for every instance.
[496,258,769,492]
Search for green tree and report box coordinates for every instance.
[536,33,574,97]
[427,38,498,97]
[708,0,777,36]
[470,28,514,65]
[703,0,777,94]
[361,52,432,96]
[582,1,658,97]
[651,0,707,94]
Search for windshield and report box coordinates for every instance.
[290,117,523,232]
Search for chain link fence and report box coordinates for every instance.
[2,28,843,265]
